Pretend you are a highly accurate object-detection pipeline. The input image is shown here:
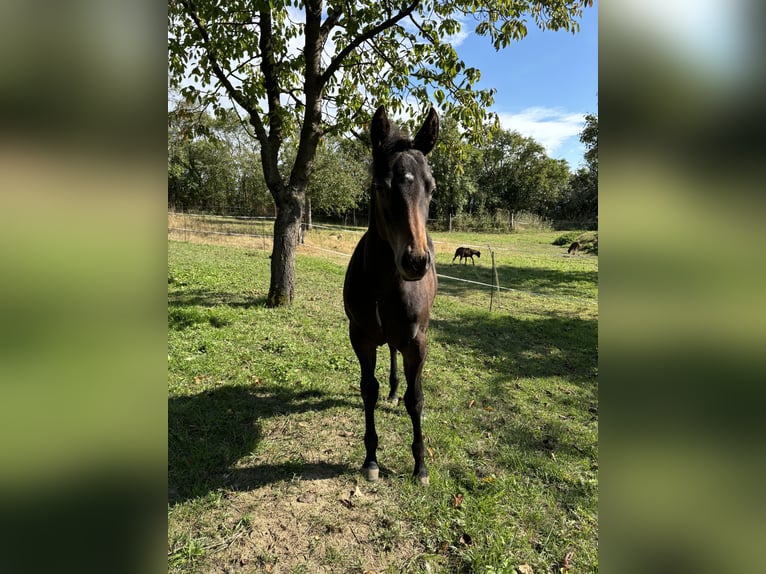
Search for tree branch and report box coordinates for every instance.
[258,9,282,146]
[319,0,421,89]
[177,0,268,145]
[319,7,342,41]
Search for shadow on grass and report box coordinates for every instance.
[167,286,269,330]
[430,311,597,385]
[168,286,269,310]
[437,262,597,300]
[168,385,355,506]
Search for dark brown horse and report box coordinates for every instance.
[452,246,481,265]
[343,106,439,485]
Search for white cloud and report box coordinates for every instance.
[402,11,470,48]
[497,107,585,159]
[445,18,469,47]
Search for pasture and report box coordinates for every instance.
[168,226,597,573]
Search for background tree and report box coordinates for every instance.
[168,103,237,213]
[557,111,597,226]
[281,134,369,227]
[168,100,272,214]
[428,116,480,222]
[168,0,593,306]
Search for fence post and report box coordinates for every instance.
[488,245,500,312]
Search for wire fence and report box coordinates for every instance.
[168,212,598,313]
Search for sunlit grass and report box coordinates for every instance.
[168,235,597,573]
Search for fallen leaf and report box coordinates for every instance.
[483,406,494,412]
[451,493,464,509]
[516,564,534,574]
[297,493,316,503]
[352,485,363,497]
[562,550,574,570]
[338,430,355,437]
[427,447,435,461]
[437,541,449,554]
[468,399,476,409]
[481,476,496,483]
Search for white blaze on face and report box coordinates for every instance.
[380,153,432,280]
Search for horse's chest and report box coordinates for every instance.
[375,285,431,341]
[375,299,420,343]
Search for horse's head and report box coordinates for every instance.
[369,106,439,281]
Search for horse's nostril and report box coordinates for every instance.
[406,253,428,276]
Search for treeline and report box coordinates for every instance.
[168,102,597,230]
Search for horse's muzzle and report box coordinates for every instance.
[399,248,431,281]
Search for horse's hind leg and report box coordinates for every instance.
[350,325,380,481]
[387,344,400,406]
[402,336,429,485]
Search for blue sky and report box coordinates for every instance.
[451,2,598,169]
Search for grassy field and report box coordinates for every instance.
[168,227,597,573]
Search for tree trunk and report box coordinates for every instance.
[267,187,305,307]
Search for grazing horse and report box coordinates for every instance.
[452,246,481,265]
[568,241,580,255]
[343,106,439,485]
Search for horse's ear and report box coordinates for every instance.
[413,107,439,155]
[370,106,390,154]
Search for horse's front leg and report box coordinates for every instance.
[350,325,380,481]
[402,334,429,485]
[386,344,400,406]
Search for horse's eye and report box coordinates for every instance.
[375,179,391,195]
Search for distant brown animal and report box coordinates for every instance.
[452,247,481,265]
[568,241,580,255]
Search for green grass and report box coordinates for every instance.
[168,234,597,573]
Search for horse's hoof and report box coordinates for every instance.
[363,465,379,482]
[417,474,430,486]
[387,396,399,407]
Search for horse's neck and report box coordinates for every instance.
[366,194,385,244]
[365,200,396,273]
